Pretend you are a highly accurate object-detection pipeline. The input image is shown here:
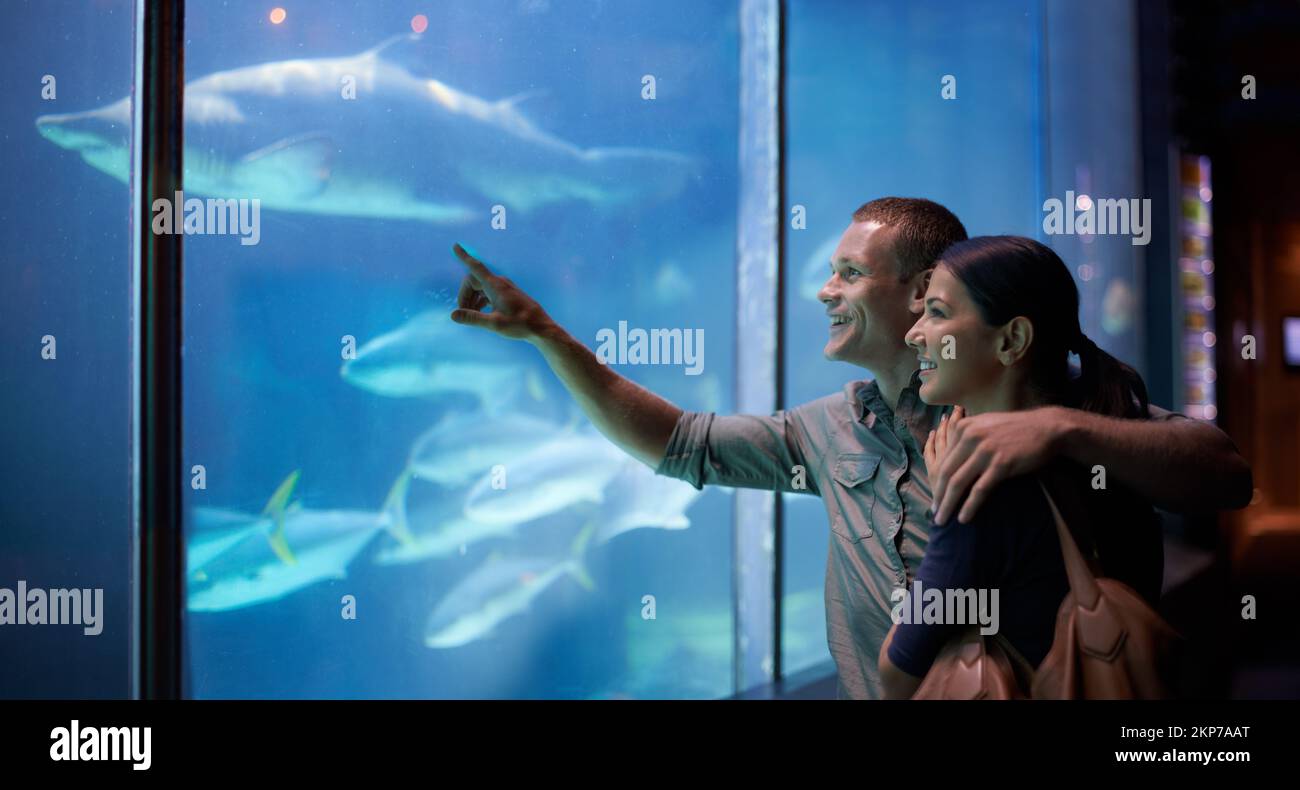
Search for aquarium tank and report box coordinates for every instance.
[0,0,1143,699]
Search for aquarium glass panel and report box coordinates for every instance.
[180,1,739,699]
[0,0,136,697]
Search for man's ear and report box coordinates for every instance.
[907,269,933,316]
[998,316,1034,366]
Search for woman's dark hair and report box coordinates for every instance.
[936,235,1149,419]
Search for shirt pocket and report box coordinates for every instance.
[829,452,881,543]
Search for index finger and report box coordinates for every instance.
[453,243,497,291]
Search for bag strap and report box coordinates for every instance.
[990,631,1037,690]
[1035,476,1102,610]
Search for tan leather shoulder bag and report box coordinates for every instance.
[912,475,1182,700]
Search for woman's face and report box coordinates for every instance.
[905,265,1007,407]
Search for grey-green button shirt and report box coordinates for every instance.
[655,370,947,700]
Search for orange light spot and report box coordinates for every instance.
[269,7,286,25]
[411,14,429,34]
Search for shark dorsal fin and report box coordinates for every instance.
[359,33,443,78]
[362,32,424,60]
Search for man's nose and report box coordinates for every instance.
[817,274,837,305]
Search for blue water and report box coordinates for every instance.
[175,1,739,699]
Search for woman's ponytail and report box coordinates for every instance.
[1071,332,1150,419]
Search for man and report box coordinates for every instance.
[449,197,1253,699]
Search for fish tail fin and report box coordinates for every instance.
[261,470,301,566]
[568,521,597,592]
[381,469,417,546]
[262,469,301,516]
[569,563,596,593]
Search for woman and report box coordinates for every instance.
[878,235,1155,699]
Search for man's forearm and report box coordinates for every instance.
[1057,407,1253,512]
[531,321,683,469]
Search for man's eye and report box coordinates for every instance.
[928,307,943,317]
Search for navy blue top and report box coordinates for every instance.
[887,474,1071,678]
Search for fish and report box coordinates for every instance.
[339,309,543,405]
[372,493,515,566]
[35,34,697,223]
[187,509,388,612]
[591,458,703,546]
[462,432,627,526]
[404,410,564,486]
[373,411,577,563]
[424,522,596,648]
[188,507,268,576]
[187,471,408,612]
[187,469,304,576]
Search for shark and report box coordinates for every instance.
[35,34,698,223]
[339,309,546,405]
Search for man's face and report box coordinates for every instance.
[818,221,925,369]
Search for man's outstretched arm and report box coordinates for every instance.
[932,405,1254,524]
[448,243,681,469]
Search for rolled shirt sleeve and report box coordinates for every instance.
[655,410,817,495]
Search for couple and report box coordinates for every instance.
[448,197,1252,700]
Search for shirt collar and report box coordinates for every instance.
[843,368,926,423]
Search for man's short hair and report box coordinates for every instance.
[851,197,968,281]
